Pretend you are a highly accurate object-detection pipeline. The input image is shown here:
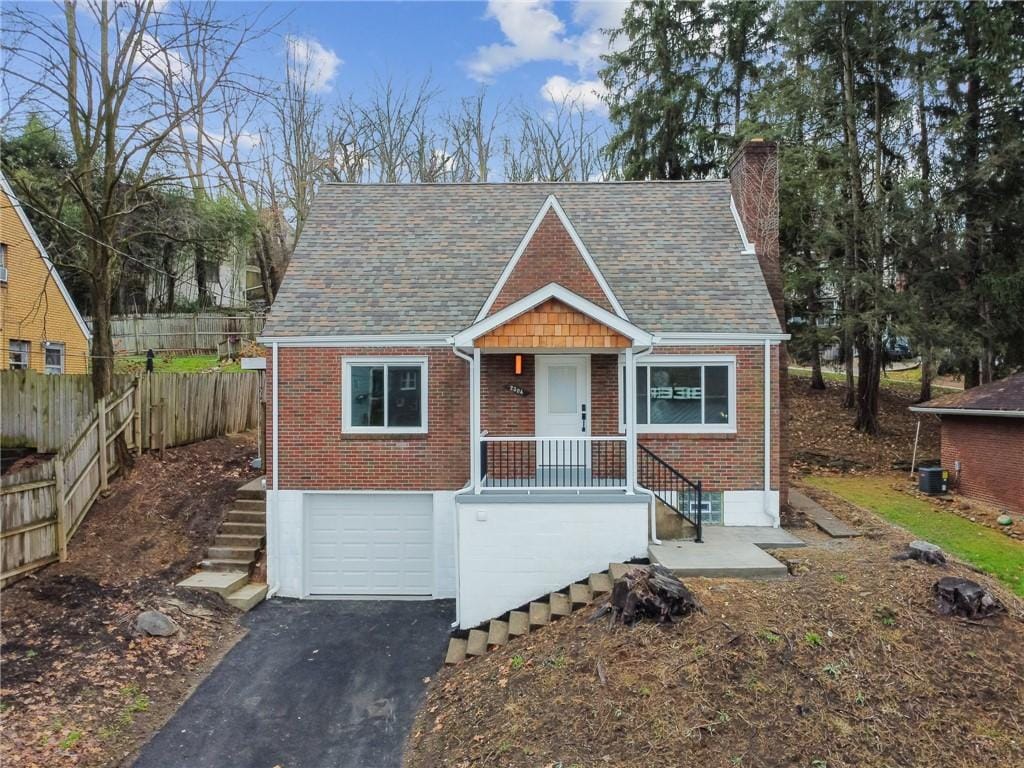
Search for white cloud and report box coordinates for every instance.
[286,35,342,93]
[138,32,187,83]
[466,0,627,83]
[540,75,607,113]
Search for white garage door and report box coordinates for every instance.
[305,494,434,596]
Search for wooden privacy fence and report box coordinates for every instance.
[1,371,262,585]
[1,370,95,451]
[88,312,265,355]
[1,385,139,585]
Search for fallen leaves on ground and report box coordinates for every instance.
[0,433,257,768]
[407,501,1023,768]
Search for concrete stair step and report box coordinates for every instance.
[233,498,266,512]
[486,619,509,647]
[226,510,265,524]
[589,572,613,594]
[237,478,266,501]
[225,583,268,611]
[202,558,253,572]
[569,582,594,605]
[466,629,489,656]
[177,570,248,596]
[445,637,468,665]
[222,522,265,536]
[609,562,648,581]
[214,533,265,548]
[207,545,257,561]
[528,601,551,627]
[508,611,530,637]
[549,592,572,617]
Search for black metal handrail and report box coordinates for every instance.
[478,436,628,490]
[637,444,703,543]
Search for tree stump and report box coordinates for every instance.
[609,564,702,625]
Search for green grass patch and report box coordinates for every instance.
[114,354,241,374]
[807,475,1024,596]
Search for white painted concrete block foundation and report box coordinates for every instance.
[455,500,649,629]
[723,490,779,527]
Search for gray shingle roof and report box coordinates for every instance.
[261,181,782,338]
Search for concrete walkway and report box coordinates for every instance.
[649,526,805,579]
[132,598,454,768]
[789,489,861,538]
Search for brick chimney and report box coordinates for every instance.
[729,139,784,327]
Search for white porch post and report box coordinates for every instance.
[625,347,637,494]
[472,347,482,494]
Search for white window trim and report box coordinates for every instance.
[9,339,30,370]
[632,354,737,435]
[341,356,429,435]
[43,341,65,374]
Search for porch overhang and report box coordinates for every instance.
[449,283,655,349]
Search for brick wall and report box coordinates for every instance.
[267,346,470,490]
[940,416,1024,512]
[268,344,781,496]
[489,210,613,314]
[638,345,781,493]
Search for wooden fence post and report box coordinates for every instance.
[97,396,108,490]
[132,377,142,455]
[194,315,200,352]
[53,457,68,561]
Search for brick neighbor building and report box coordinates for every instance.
[910,373,1024,513]
[259,140,788,628]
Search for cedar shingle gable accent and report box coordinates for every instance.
[488,209,614,316]
[476,298,629,349]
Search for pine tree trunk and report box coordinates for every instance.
[918,351,932,403]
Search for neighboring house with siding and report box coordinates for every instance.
[259,140,788,629]
[1,173,91,374]
[911,373,1024,512]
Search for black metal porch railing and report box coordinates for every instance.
[479,436,628,491]
[637,444,703,543]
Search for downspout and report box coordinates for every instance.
[451,344,476,630]
[268,341,280,597]
[763,339,778,526]
[633,342,659,543]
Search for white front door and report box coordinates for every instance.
[535,355,590,474]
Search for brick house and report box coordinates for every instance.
[260,140,788,628]
[1,173,91,373]
[910,373,1024,512]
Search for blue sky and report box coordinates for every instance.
[259,0,624,112]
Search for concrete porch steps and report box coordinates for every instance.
[445,561,649,665]
[178,477,269,612]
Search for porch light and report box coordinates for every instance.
[514,354,523,376]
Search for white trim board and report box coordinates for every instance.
[258,334,452,347]
[730,195,757,255]
[475,194,627,321]
[453,283,653,348]
[909,406,1024,419]
[0,172,92,340]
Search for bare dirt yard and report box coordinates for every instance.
[786,373,941,474]
[407,506,1023,768]
[0,433,258,768]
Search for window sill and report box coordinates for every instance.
[636,425,736,435]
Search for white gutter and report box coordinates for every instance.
[908,406,1024,418]
[258,333,451,347]
[267,342,280,598]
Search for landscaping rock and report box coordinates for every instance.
[997,514,1013,526]
[135,610,179,637]
[896,540,946,565]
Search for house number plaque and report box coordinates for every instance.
[505,384,530,397]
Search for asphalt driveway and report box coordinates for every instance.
[132,598,454,768]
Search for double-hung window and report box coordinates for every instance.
[620,355,736,434]
[9,339,29,370]
[44,342,65,374]
[343,357,428,434]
